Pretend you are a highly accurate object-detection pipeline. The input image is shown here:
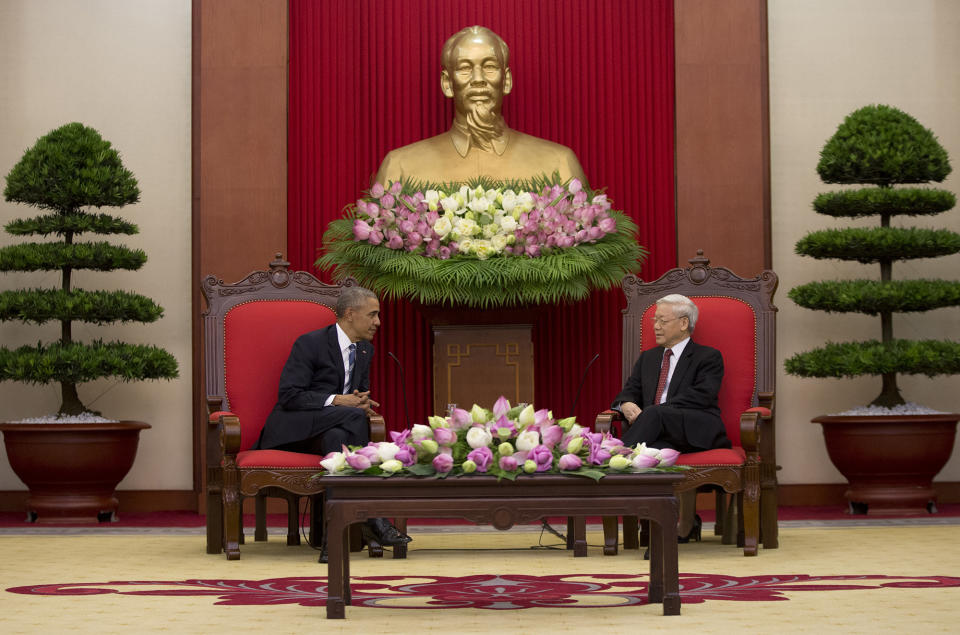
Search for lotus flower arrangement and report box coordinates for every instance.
[317,396,685,481]
[317,175,645,307]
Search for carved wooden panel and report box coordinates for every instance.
[432,325,534,415]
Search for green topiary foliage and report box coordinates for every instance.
[786,105,959,408]
[795,227,960,263]
[1,123,178,416]
[788,280,960,314]
[813,188,955,218]
[817,105,951,186]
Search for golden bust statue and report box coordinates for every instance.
[374,26,587,186]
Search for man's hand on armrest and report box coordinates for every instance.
[619,401,642,424]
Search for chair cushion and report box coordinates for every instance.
[237,449,324,469]
[676,445,747,466]
[223,300,337,451]
[641,297,756,446]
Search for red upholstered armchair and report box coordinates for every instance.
[202,254,386,560]
[595,251,779,556]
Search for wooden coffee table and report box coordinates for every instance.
[322,473,684,617]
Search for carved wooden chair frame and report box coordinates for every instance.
[202,254,386,560]
[595,251,779,556]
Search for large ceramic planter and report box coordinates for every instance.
[811,413,959,515]
[0,421,150,523]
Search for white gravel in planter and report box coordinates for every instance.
[833,402,948,417]
[11,413,120,423]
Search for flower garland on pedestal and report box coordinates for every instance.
[317,176,646,307]
[316,396,686,481]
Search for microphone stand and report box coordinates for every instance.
[569,353,600,418]
[387,351,411,429]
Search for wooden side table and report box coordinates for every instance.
[322,473,683,618]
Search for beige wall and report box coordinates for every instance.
[769,0,960,484]
[0,1,192,490]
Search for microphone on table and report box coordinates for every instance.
[569,353,600,418]
[387,351,411,429]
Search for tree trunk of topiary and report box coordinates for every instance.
[871,256,905,408]
[60,382,86,416]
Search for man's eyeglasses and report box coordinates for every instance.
[652,316,681,326]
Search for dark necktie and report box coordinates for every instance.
[344,343,356,394]
[654,348,673,404]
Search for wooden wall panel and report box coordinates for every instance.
[674,0,771,274]
[192,0,288,509]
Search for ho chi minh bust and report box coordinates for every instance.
[374,26,588,186]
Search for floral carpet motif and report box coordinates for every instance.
[8,573,960,610]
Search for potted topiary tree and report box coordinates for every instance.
[786,104,960,515]
[0,122,179,523]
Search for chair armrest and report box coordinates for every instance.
[368,412,386,443]
[208,411,242,457]
[595,409,623,435]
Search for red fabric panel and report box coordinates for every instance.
[676,446,747,467]
[237,449,324,469]
[224,301,337,450]
[288,0,676,433]
[640,298,756,447]
[208,410,234,422]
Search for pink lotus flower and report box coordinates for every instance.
[499,455,519,472]
[389,181,403,195]
[355,445,381,463]
[558,453,583,470]
[370,182,385,199]
[658,448,680,466]
[539,423,563,448]
[387,234,403,250]
[466,446,494,472]
[599,216,616,233]
[368,230,383,245]
[432,453,454,473]
[433,427,457,447]
[631,453,659,469]
[345,451,371,471]
[528,444,554,472]
[394,446,416,467]
[449,408,472,430]
[352,219,372,240]
[380,193,395,210]
[492,395,511,418]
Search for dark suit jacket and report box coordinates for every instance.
[256,324,373,449]
[611,339,729,451]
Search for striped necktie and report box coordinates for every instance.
[344,343,356,394]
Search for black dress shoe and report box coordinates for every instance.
[367,517,412,546]
[678,514,702,544]
[318,544,328,563]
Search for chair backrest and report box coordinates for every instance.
[621,251,777,447]
[202,254,355,450]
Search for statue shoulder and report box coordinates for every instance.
[374,132,454,185]
[508,131,587,184]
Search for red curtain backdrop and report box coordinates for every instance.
[288,0,676,432]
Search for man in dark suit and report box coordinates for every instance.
[256,285,410,552]
[610,293,730,540]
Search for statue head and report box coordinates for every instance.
[440,26,513,146]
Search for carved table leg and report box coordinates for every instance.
[325,508,347,619]
[602,516,619,555]
[572,516,588,557]
[623,516,640,550]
